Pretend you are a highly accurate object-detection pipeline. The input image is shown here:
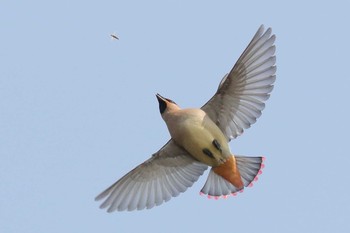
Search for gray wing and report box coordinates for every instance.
[201,25,276,140]
[95,140,208,212]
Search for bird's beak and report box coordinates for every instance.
[156,93,166,102]
[156,93,168,114]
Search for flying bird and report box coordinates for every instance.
[96,25,276,212]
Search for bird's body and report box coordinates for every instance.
[162,107,230,166]
[96,25,276,212]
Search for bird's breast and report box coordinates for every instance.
[165,109,230,166]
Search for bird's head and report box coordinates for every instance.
[156,93,180,115]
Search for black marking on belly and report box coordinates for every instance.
[212,139,222,153]
[202,148,214,158]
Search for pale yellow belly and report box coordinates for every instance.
[170,113,230,167]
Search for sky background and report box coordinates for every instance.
[1,1,349,233]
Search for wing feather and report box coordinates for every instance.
[201,25,276,140]
[95,140,208,212]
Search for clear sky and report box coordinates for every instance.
[1,1,349,233]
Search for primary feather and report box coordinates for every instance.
[201,25,276,140]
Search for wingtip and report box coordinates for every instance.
[95,195,103,202]
[258,24,275,40]
[106,207,114,213]
[257,24,266,36]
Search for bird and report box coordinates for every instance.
[95,25,276,212]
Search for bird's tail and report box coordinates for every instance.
[200,155,265,199]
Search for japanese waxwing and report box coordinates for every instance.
[95,25,276,212]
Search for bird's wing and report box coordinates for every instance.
[201,25,276,141]
[95,140,208,212]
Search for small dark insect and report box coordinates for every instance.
[110,34,119,40]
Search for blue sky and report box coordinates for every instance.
[1,1,349,232]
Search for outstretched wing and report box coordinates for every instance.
[95,140,208,212]
[201,25,276,141]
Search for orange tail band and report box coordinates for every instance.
[213,156,244,189]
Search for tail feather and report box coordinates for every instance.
[200,155,265,198]
[200,169,242,198]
